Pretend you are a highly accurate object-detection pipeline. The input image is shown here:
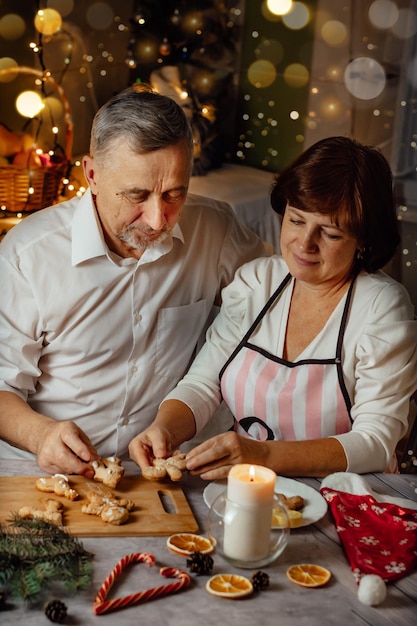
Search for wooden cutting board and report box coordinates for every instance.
[0,474,199,537]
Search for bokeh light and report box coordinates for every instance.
[255,39,284,65]
[46,0,74,18]
[282,2,310,30]
[34,9,62,36]
[0,57,18,82]
[368,0,399,29]
[0,13,26,40]
[86,2,114,30]
[261,2,281,22]
[132,37,159,64]
[283,63,309,88]
[326,65,343,81]
[247,59,277,88]
[344,57,386,100]
[182,10,204,35]
[391,8,417,39]
[43,95,65,119]
[321,20,348,47]
[266,0,293,16]
[16,91,45,118]
[318,94,343,119]
[190,69,216,97]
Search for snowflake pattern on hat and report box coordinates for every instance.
[321,485,417,582]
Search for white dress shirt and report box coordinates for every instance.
[0,189,267,460]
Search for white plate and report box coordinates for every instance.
[203,477,328,528]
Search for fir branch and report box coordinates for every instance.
[0,517,94,605]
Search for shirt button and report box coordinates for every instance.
[135,312,142,322]
[131,365,138,375]
[121,418,129,426]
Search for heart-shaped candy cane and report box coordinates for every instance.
[93,552,191,615]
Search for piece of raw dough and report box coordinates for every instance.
[81,491,134,525]
[142,453,187,482]
[19,498,64,525]
[36,474,79,500]
[91,456,125,489]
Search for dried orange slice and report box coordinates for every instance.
[272,508,303,528]
[167,533,214,556]
[206,574,253,598]
[286,564,331,588]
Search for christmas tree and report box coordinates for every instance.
[127,0,243,174]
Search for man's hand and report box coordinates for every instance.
[36,419,98,477]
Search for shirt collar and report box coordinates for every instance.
[72,189,107,265]
[71,188,185,266]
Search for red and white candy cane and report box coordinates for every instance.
[93,552,191,615]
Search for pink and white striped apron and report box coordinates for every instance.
[219,273,354,441]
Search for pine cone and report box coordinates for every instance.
[44,599,67,623]
[186,551,214,575]
[251,570,270,591]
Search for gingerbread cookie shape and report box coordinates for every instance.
[142,453,187,482]
[92,456,125,489]
[81,491,134,525]
[36,474,79,500]
[19,498,64,525]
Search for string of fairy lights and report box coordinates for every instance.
[0,6,77,217]
[0,1,416,225]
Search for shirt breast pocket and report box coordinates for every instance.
[155,299,210,378]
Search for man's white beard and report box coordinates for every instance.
[117,225,170,250]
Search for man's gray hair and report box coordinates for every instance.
[90,85,194,165]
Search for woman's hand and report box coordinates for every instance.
[186,433,349,479]
[129,399,197,471]
[128,424,174,471]
[36,419,98,477]
[185,431,268,480]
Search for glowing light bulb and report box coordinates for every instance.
[34,9,62,36]
[267,0,293,16]
[16,91,45,118]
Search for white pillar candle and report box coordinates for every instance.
[223,464,276,562]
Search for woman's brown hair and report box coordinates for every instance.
[270,136,400,272]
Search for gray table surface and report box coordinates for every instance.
[1,460,416,626]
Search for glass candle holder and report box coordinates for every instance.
[206,489,290,569]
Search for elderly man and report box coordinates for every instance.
[0,86,268,477]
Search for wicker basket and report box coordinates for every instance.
[0,66,73,214]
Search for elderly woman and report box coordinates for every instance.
[129,136,417,478]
